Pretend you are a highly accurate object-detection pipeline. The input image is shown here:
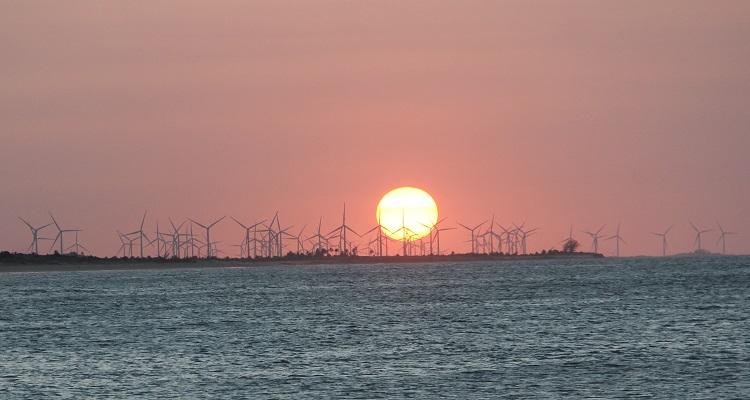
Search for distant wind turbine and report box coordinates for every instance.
[188,216,225,258]
[126,211,150,258]
[65,230,90,255]
[48,212,81,255]
[606,223,627,257]
[19,217,53,254]
[650,225,673,257]
[689,222,712,252]
[327,203,360,255]
[716,221,737,255]
[582,225,606,254]
[457,220,486,254]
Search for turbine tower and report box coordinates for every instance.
[188,216,225,258]
[716,222,737,255]
[650,225,673,257]
[19,217,53,254]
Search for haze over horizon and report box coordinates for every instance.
[3,1,749,257]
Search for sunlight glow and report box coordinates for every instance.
[376,187,438,241]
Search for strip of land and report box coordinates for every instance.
[0,252,604,273]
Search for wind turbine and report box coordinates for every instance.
[231,217,266,259]
[188,216,225,258]
[606,223,627,257]
[307,216,331,255]
[168,218,185,258]
[126,211,150,258]
[650,225,673,257]
[457,220,486,254]
[716,221,737,255]
[327,203,360,256]
[364,210,389,257]
[431,218,455,255]
[19,217,53,254]
[65,230,90,255]
[419,217,452,256]
[48,212,81,255]
[582,225,606,254]
[557,225,575,250]
[480,215,502,254]
[515,224,539,255]
[689,222,712,252]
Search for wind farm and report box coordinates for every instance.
[2,190,744,267]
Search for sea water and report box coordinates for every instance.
[1,257,748,398]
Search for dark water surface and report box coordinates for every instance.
[1,257,749,398]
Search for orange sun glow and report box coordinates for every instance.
[376,187,438,240]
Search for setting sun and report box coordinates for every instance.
[376,187,438,240]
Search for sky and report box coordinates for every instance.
[2,1,750,257]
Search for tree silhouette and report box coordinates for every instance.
[562,238,580,253]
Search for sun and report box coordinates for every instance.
[376,187,438,240]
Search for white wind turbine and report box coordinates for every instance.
[689,222,712,252]
[515,223,539,255]
[19,217,53,254]
[607,223,627,257]
[126,211,150,258]
[168,218,185,258]
[480,215,502,254]
[188,216,225,258]
[65,230,90,255]
[582,225,606,254]
[389,209,419,256]
[457,220,486,254]
[327,203,360,255]
[48,212,81,255]
[419,217,454,256]
[231,217,266,259]
[650,225,673,257]
[716,222,737,255]
[307,217,330,255]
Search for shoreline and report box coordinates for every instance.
[0,252,604,273]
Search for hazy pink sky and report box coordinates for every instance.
[3,1,749,257]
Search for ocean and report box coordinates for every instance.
[1,256,748,398]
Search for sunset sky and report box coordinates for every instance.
[3,1,749,257]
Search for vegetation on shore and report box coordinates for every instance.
[0,247,603,267]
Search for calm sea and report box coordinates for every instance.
[1,257,748,399]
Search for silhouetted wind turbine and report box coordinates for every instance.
[188,216,225,258]
[48,212,81,254]
[126,211,150,258]
[231,217,266,259]
[327,203,360,255]
[419,217,452,255]
[716,221,737,255]
[607,223,627,257]
[515,224,539,255]
[65,230,90,255]
[19,217,53,254]
[689,222,712,252]
[582,225,606,254]
[650,225,673,257]
[457,220,486,254]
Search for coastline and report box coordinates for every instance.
[0,252,604,273]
